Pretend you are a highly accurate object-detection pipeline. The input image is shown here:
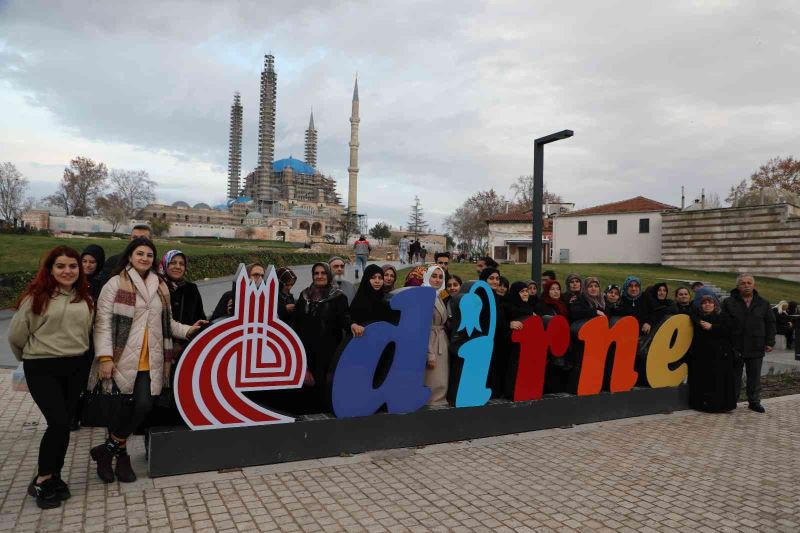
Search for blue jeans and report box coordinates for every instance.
[355,255,368,273]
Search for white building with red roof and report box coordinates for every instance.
[552,196,677,264]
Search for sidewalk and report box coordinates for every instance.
[1,368,799,532]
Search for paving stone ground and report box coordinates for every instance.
[2,368,799,533]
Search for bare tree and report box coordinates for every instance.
[46,157,108,216]
[0,162,29,224]
[108,169,157,216]
[509,175,563,212]
[444,189,507,255]
[725,179,748,205]
[95,193,128,233]
[748,156,800,194]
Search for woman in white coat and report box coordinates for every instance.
[422,265,449,405]
[88,238,205,483]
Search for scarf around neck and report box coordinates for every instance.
[111,267,175,363]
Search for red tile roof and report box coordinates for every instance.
[557,196,677,217]
[486,212,553,229]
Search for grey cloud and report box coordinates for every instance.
[2,0,800,226]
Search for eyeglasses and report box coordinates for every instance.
[251,273,265,279]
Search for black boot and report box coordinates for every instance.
[114,447,137,483]
[90,438,120,483]
[28,472,70,501]
[28,478,61,509]
[748,402,766,413]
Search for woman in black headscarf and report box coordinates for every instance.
[276,267,298,325]
[80,244,106,303]
[350,264,392,325]
[640,282,675,334]
[479,268,511,398]
[688,291,736,412]
[294,262,354,413]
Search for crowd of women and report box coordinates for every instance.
[8,234,780,508]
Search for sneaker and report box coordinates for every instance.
[748,402,766,413]
[29,478,61,509]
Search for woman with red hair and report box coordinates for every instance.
[8,246,94,509]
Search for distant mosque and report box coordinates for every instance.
[144,54,361,242]
[225,54,362,240]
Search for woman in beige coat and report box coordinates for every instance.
[422,265,449,405]
[89,238,205,484]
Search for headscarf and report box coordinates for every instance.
[302,262,342,303]
[80,244,106,278]
[581,276,605,311]
[565,273,582,295]
[159,249,187,289]
[526,279,538,293]
[478,267,499,282]
[622,275,642,301]
[604,284,621,310]
[328,255,346,265]
[381,264,397,292]
[350,264,387,324]
[422,265,447,298]
[276,267,297,289]
[404,265,427,287]
[506,281,534,320]
[693,287,719,312]
[543,280,568,316]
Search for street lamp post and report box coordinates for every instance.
[531,130,573,282]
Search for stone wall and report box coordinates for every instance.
[661,203,800,282]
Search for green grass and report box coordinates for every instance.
[397,262,800,304]
[0,233,298,273]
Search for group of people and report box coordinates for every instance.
[9,225,206,508]
[397,235,429,265]
[8,226,782,508]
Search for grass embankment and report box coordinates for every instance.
[396,262,800,303]
[0,234,296,273]
[0,233,324,308]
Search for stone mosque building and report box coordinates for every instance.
[143,54,360,243]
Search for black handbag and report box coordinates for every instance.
[80,380,135,428]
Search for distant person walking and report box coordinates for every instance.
[353,235,372,279]
[721,274,776,413]
[398,236,410,265]
[409,239,421,264]
[8,246,94,509]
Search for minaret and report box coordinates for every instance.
[227,92,243,201]
[304,110,317,169]
[256,54,277,207]
[347,77,359,214]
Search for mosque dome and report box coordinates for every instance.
[193,202,211,210]
[245,211,264,220]
[273,157,315,176]
[172,201,190,208]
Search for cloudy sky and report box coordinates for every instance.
[1,1,799,231]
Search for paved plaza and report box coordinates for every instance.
[1,370,799,532]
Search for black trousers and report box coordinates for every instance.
[111,371,154,439]
[24,357,84,477]
[734,356,763,403]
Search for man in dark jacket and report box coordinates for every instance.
[721,274,776,413]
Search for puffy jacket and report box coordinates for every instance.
[89,269,191,395]
[721,288,776,359]
[354,239,371,256]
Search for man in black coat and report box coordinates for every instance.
[721,274,776,413]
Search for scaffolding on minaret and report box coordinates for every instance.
[304,110,317,169]
[227,92,243,201]
[256,54,277,210]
